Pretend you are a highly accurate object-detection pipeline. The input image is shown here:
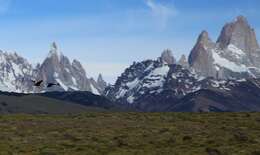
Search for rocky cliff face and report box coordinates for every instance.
[217,16,259,53]
[189,16,260,79]
[189,31,217,77]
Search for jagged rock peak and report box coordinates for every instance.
[197,30,212,45]
[72,59,85,71]
[178,54,187,61]
[48,42,62,59]
[97,73,107,91]
[188,30,216,77]
[72,59,82,67]
[178,54,189,68]
[217,15,259,51]
[97,74,105,83]
[51,42,58,50]
[188,30,214,64]
[160,49,176,64]
[235,15,248,24]
[72,59,87,77]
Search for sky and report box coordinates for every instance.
[0,0,259,83]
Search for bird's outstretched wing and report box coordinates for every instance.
[47,83,53,88]
[35,80,43,86]
[47,82,61,88]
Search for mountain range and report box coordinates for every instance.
[0,15,260,113]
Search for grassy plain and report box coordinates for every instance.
[0,113,259,155]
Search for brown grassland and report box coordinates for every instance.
[0,112,259,155]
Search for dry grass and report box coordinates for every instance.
[0,113,259,155]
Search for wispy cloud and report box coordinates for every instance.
[0,0,11,14]
[145,0,178,29]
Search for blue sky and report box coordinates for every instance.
[0,0,259,83]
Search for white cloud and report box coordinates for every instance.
[0,0,11,14]
[145,0,178,28]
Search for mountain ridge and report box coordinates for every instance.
[0,15,260,112]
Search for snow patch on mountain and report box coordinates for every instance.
[212,49,248,72]
[90,84,100,95]
[56,79,68,91]
[72,77,77,85]
[126,78,139,90]
[227,44,245,57]
[143,65,169,88]
[116,88,128,99]
[127,95,135,104]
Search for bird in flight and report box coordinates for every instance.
[47,82,60,88]
[32,80,43,87]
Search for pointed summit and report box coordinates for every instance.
[197,30,212,46]
[37,43,103,94]
[235,15,248,24]
[97,73,107,92]
[51,42,58,51]
[188,31,216,77]
[160,49,176,64]
[189,30,214,64]
[48,42,62,60]
[97,74,104,83]
[178,54,189,68]
[217,15,259,51]
[72,59,87,77]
